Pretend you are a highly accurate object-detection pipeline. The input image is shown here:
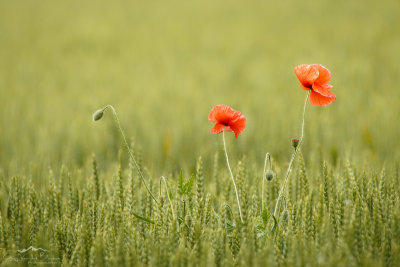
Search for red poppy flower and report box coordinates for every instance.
[294,64,336,106]
[208,104,246,138]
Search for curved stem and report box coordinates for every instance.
[222,130,244,223]
[102,105,158,204]
[273,91,310,218]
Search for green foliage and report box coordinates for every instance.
[0,155,399,266]
[0,0,400,265]
[178,171,195,198]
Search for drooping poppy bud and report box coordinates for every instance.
[92,109,104,122]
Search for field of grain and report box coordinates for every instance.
[0,0,399,266]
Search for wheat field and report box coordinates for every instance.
[0,0,399,266]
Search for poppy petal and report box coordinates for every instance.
[210,123,225,134]
[310,90,336,106]
[299,84,311,91]
[208,105,222,122]
[229,115,246,138]
[313,64,331,85]
[294,64,319,88]
[312,83,333,97]
[224,125,233,132]
[208,104,236,124]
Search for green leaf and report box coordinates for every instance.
[131,211,155,224]
[177,171,195,197]
[184,174,195,195]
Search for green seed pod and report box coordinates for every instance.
[92,109,104,121]
[265,170,275,181]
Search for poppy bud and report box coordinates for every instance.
[92,109,104,122]
[265,170,275,181]
[291,139,300,150]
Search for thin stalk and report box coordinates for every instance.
[273,91,310,218]
[261,153,271,212]
[159,176,176,220]
[222,129,244,223]
[101,105,158,204]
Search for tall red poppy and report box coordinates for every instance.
[208,105,246,138]
[294,64,336,106]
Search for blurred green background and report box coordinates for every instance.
[1,0,399,174]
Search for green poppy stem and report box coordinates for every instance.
[98,105,158,204]
[222,129,244,223]
[273,91,310,218]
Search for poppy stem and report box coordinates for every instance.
[99,105,159,204]
[222,129,244,223]
[261,152,271,212]
[273,91,310,218]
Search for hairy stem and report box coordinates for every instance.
[102,105,158,204]
[273,91,310,218]
[222,129,244,223]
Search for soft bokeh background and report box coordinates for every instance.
[1,0,399,175]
